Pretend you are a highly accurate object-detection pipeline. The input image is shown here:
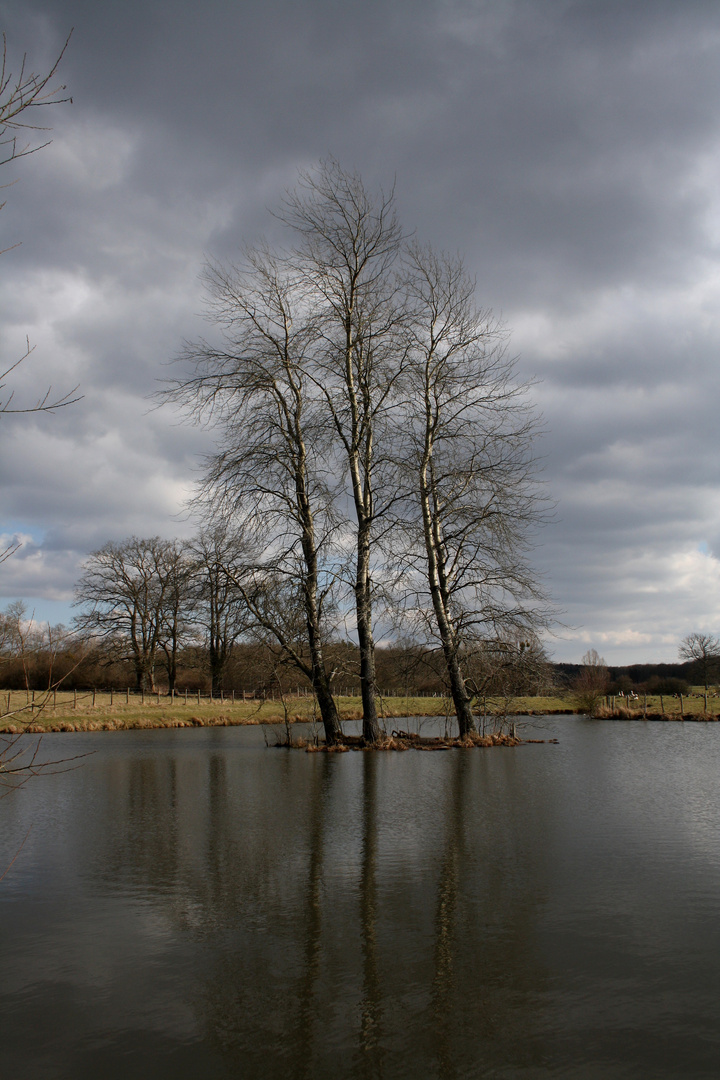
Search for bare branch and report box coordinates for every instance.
[0,30,73,167]
[0,337,83,413]
[0,32,81,420]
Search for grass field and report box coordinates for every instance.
[0,688,716,733]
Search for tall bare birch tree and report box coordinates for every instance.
[399,245,548,737]
[279,162,405,743]
[166,250,344,743]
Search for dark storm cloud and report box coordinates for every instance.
[2,0,720,659]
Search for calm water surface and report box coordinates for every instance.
[1,717,720,1079]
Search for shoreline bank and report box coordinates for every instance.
[2,693,719,734]
[0,709,573,735]
[0,691,576,734]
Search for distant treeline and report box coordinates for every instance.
[0,634,553,699]
[2,618,708,698]
[555,660,706,695]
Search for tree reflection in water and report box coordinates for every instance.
[4,726,720,1077]
[54,735,554,1077]
[213,748,547,1077]
[357,752,383,1077]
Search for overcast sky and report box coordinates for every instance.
[2,0,720,664]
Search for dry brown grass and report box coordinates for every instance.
[595,704,720,722]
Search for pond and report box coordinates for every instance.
[1,716,720,1078]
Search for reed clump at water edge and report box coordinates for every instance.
[0,714,252,734]
[594,705,720,722]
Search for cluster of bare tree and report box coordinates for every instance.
[68,529,552,701]
[72,528,249,695]
[154,161,550,744]
[1,587,552,700]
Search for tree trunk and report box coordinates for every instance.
[209,641,225,697]
[349,430,381,743]
[313,669,342,744]
[419,459,477,738]
[444,644,477,739]
[135,660,154,694]
[356,570,381,743]
[299,494,343,744]
[304,587,343,744]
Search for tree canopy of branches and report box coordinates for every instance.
[275,163,406,742]
[189,521,251,695]
[165,160,549,744]
[678,632,720,691]
[396,244,549,736]
[168,240,345,741]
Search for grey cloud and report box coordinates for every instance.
[3,0,720,661]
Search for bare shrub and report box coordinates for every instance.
[573,649,609,716]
